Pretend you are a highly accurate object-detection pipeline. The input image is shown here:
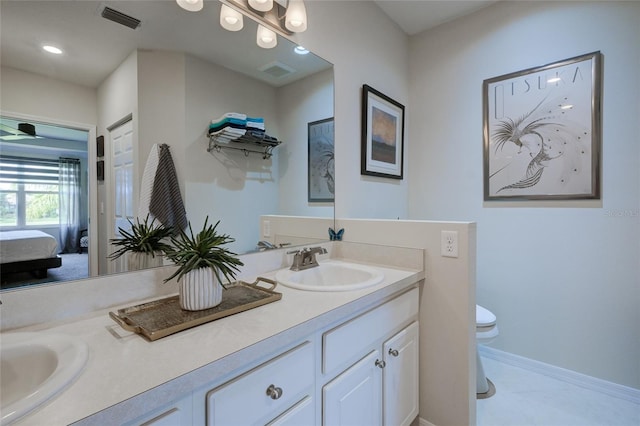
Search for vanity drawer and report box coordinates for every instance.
[323,287,419,374]
[207,341,314,425]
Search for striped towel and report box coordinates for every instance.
[149,144,188,231]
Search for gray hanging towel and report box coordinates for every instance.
[149,144,188,231]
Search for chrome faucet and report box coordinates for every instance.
[257,240,277,250]
[257,241,292,251]
[288,246,327,271]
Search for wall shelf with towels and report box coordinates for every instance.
[207,133,282,159]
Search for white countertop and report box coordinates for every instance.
[10,261,422,426]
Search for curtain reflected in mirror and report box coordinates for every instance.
[59,158,81,254]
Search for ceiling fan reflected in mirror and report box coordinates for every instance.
[0,123,43,141]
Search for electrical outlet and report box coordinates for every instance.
[263,220,271,238]
[441,230,458,258]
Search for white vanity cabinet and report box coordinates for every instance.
[206,341,315,425]
[321,288,419,426]
[76,283,420,426]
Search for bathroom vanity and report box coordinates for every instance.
[5,252,423,426]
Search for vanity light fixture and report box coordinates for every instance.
[248,0,273,12]
[176,0,204,12]
[284,0,307,33]
[257,24,277,49]
[220,4,244,31]
[42,45,63,55]
[218,0,308,38]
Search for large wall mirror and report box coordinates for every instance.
[0,0,334,290]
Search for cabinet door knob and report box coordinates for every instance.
[266,384,283,400]
[388,348,399,357]
[375,359,386,369]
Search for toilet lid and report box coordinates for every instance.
[476,305,496,327]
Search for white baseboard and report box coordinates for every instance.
[418,417,436,426]
[479,345,640,405]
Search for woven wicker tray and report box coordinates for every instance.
[109,277,281,341]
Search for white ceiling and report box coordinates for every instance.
[0,0,330,89]
[374,0,499,35]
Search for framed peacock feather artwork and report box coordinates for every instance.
[308,117,335,202]
[483,51,602,201]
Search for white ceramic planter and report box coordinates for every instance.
[128,251,164,271]
[179,268,223,311]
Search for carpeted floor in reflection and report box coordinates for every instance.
[1,253,89,290]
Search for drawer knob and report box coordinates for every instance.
[266,384,283,400]
[375,359,386,369]
[388,348,399,357]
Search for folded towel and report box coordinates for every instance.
[246,130,280,145]
[246,116,264,124]
[210,117,247,129]
[211,112,246,123]
[225,112,246,120]
[246,121,265,131]
[209,127,246,137]
[211,112,247,124]
[209,121,247,133]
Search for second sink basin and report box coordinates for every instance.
[1,332,89,425]
[275,260,384,291]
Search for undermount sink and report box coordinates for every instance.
[275,260,384,291]
[1,332,89,425]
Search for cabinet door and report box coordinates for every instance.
[383,321,419,426]
[323,350,382,426]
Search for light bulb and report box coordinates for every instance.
[257,25,277,49]
[43,45,63,54]
[248,0,273,12]
[220,4,243,31]
[285,0,307,33]
[176,0,203,12]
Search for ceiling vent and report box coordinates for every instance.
[259,61,296,79]
[100,5,142,30]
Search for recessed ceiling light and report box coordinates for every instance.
[42,45,63,55]
[294,46,309,55]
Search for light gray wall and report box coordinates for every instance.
[294,1,410,221]
[408,1,640,389]
[276,68,334,217]
[183,53,280,254]
[96,50,138,274]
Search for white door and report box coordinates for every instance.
[323,350,382,426]
[108,119,134,273]
[383,322,419,426]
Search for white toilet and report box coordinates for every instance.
[476,304,498,397]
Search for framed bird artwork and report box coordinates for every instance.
[483,51,602,201]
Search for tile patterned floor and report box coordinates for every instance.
[477,356,640,426]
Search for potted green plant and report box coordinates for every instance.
[164,217,244,311]
[108,215,173,271]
